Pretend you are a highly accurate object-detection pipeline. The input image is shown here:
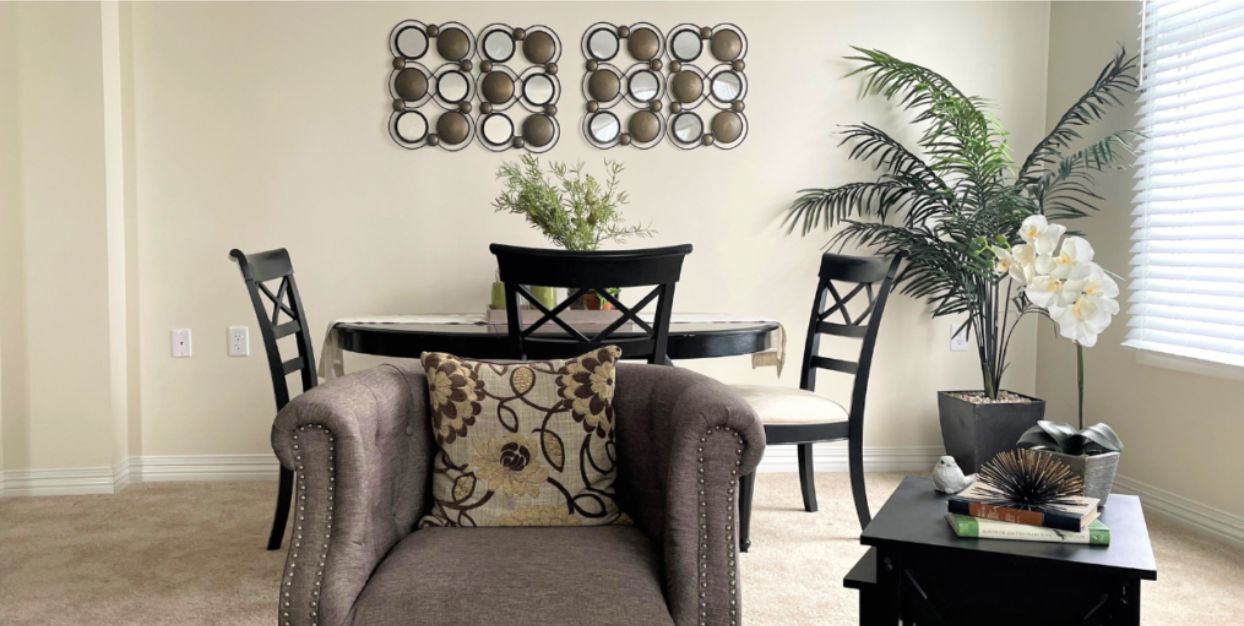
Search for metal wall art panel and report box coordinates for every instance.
[388,20,562,152]
[581,22,747,150]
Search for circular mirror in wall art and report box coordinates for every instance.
[389,110,430,149]
[585,110,622,148]
[479,113,515,150]
[434,67,474,107]
[583,24,621,61]
[626,67,662,105]
[391,21,430,60]
[667,25,703,62]
[520,69,560,112]
[708,68,747,106]
[478,25,516,63]
[669,111,704,148]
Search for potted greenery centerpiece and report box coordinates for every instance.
[785,47,1139,472]
[493,155,654,310]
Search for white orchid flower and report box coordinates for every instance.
[1050,293,1119,347]
[1018,215,1066,256]
[1025,274,1063,308]
[991,243,1037,285]
[1049,261,1119,347]
[1059,262,1119,301]
[1009,244,1036,285]
[1038,236,1094,279]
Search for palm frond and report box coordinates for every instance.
[839,123,949,191]
[1017,48,1139,183]
[1031,130,1141,220]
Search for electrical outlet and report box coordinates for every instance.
[228,326,250,357]
[950,322,970,352]
[172,328,192,357]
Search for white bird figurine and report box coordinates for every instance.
[931,456,976,494]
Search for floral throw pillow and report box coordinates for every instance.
[418,346,627,528]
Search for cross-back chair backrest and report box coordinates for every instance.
[489,243,693,364]
[229,248,318,410]
[801,252,905,423]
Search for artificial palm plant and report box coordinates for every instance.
[786,47,1140,400]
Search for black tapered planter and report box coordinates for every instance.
[937,391,1045,474]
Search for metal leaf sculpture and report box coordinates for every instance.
[976,449,1085,512]
[1018,420,1124,456]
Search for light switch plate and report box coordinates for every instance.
[172,328,192,357]
[228,326,250,357]
[950,322,970,352]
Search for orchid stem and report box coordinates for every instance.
[1076,342,1085,431]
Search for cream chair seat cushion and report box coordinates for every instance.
[729,384,849,426]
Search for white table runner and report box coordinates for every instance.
[318,313,785,380]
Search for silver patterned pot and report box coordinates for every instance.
[1037,450,1120,506]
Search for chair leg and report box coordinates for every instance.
[848,435,871,529]
[267,466,294,550]
[797,443,818,513]
[739,472,755,553]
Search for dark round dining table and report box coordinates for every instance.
[336,320,779,360]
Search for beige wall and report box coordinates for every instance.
[1038,1,1244,518]
[2,2,126,472]
[0,1,19,476]
[4,2,1053,474]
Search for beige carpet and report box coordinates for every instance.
[2,473,1242,625]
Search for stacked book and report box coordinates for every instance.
[944,483,1110,546]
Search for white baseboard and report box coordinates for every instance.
[0,454,280,497]
[133,454,280,482]
[755,444,944,473]
[1113,474,1244,550]
[0,466,118,497]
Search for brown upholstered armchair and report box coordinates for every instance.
[270,362,765,626]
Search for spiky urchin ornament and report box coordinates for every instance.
[976,449,1085,512]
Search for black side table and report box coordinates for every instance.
[844,476,1157,625]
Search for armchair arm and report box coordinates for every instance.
[270,363,434,626]
[613,364,766,626]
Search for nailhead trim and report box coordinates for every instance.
[696,425,744,626]
[283,424,336,626]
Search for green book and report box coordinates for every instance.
[945,513,1111,546]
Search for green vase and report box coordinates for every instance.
[491,282,557,310]
[529,286,557,310]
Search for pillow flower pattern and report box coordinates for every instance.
[419,346,627,528]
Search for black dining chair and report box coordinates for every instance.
[734,251,903,550]
[489,243,693,364]
[229,248,318,550]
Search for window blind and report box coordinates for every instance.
[1127,0,1244,367]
